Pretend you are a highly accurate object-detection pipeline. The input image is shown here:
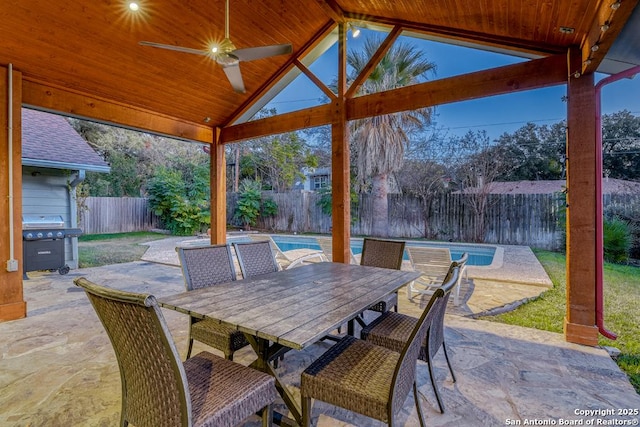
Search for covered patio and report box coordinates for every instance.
[2,0,640,345]
[2,260,639,425]
[2,2,640,425]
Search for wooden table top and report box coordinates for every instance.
[159,262,420,350]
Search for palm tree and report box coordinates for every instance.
[348,37,435,236]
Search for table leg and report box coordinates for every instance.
[244,334,302,426]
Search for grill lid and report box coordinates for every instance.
[22,215,65,229]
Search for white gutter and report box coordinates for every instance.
[6,64,18,272]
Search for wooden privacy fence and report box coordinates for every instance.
[248,192,568,249]
[79,197,160,234]
[81,193,639,249]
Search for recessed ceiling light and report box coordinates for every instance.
[129,2,140,11]
[559,26,575,34]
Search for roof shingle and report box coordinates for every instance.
[22,109,109,171]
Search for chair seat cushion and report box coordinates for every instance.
[361,311,427,361]
[301,336,399,422]
[185,351,277,427]
[191,319,249,354]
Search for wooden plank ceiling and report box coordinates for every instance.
[0,0,637,141]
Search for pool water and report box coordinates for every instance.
[268,236,496,266]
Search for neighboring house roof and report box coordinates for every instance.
[22,108,110,173]
[455,179,640,195]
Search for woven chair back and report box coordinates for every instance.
[360,238,405,270]
[233,241,280,278]
[74,277,190,427]
[177,244,236,291]
[390,266,460,414]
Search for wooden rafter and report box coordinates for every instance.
[348,53,568,121]
[221,53,568,143]
[225,20,337,127]
[315,0,346,23]
[293,59,336,100]
[22,79,214,143]
[345,25,403,99]
[220,104,333,143]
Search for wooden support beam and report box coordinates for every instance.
[226,21,337,126]
[220,104,333,143]
[22,79,213,143]
[294,59,336,101]
[564,48,599,346]
[348,53,568,120]
[345,25,403,99]
[0,65,27,322]
[331,23,351,264]
[210,127,226,245]
[315,0,346,23]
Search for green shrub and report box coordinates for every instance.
[233,179,278,229]
[147,167,209,235]
[604,217,633,263]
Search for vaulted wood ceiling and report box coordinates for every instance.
[1,0,638,142]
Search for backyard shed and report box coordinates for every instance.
[21,108,110,271]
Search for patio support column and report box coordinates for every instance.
[210,127,226,244]
[331,23,351,263]
[0,64,27,321]
[564,48,598,345]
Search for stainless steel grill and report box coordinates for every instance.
[22,215,83,278]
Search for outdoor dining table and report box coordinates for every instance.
[158,261,420,426]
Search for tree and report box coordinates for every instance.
[69,118,209,196]
[346,37,436,236]
[602,110,640,180]
[492,122,566,181]
[234,109,318,192]
[453,131,506,242]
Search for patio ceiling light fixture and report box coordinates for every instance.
[349,23,361,38]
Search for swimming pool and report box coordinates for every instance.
[263,235,497,266]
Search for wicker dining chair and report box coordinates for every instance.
[361,262,462,414]
[176,244,249,360]
[233,241,280,278]
[300,267,459,427]
[74,277,277,427]
[360,237,406,313]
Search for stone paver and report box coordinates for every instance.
[2,237,637,426]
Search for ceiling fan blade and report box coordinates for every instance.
[233,44,293,62]
[222,63,246,93]
[139,41,208,56]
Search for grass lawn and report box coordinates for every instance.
[78,231,168,268]
[480,249,640,393]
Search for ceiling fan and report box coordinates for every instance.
[139,0,292,94]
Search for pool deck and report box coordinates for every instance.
[2,248,639,426]
[140,234,553,317]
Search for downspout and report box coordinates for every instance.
[594,64,640,340]
[68,170,85,269]
[5,63,18,272]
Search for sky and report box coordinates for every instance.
[264,29,640,142]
